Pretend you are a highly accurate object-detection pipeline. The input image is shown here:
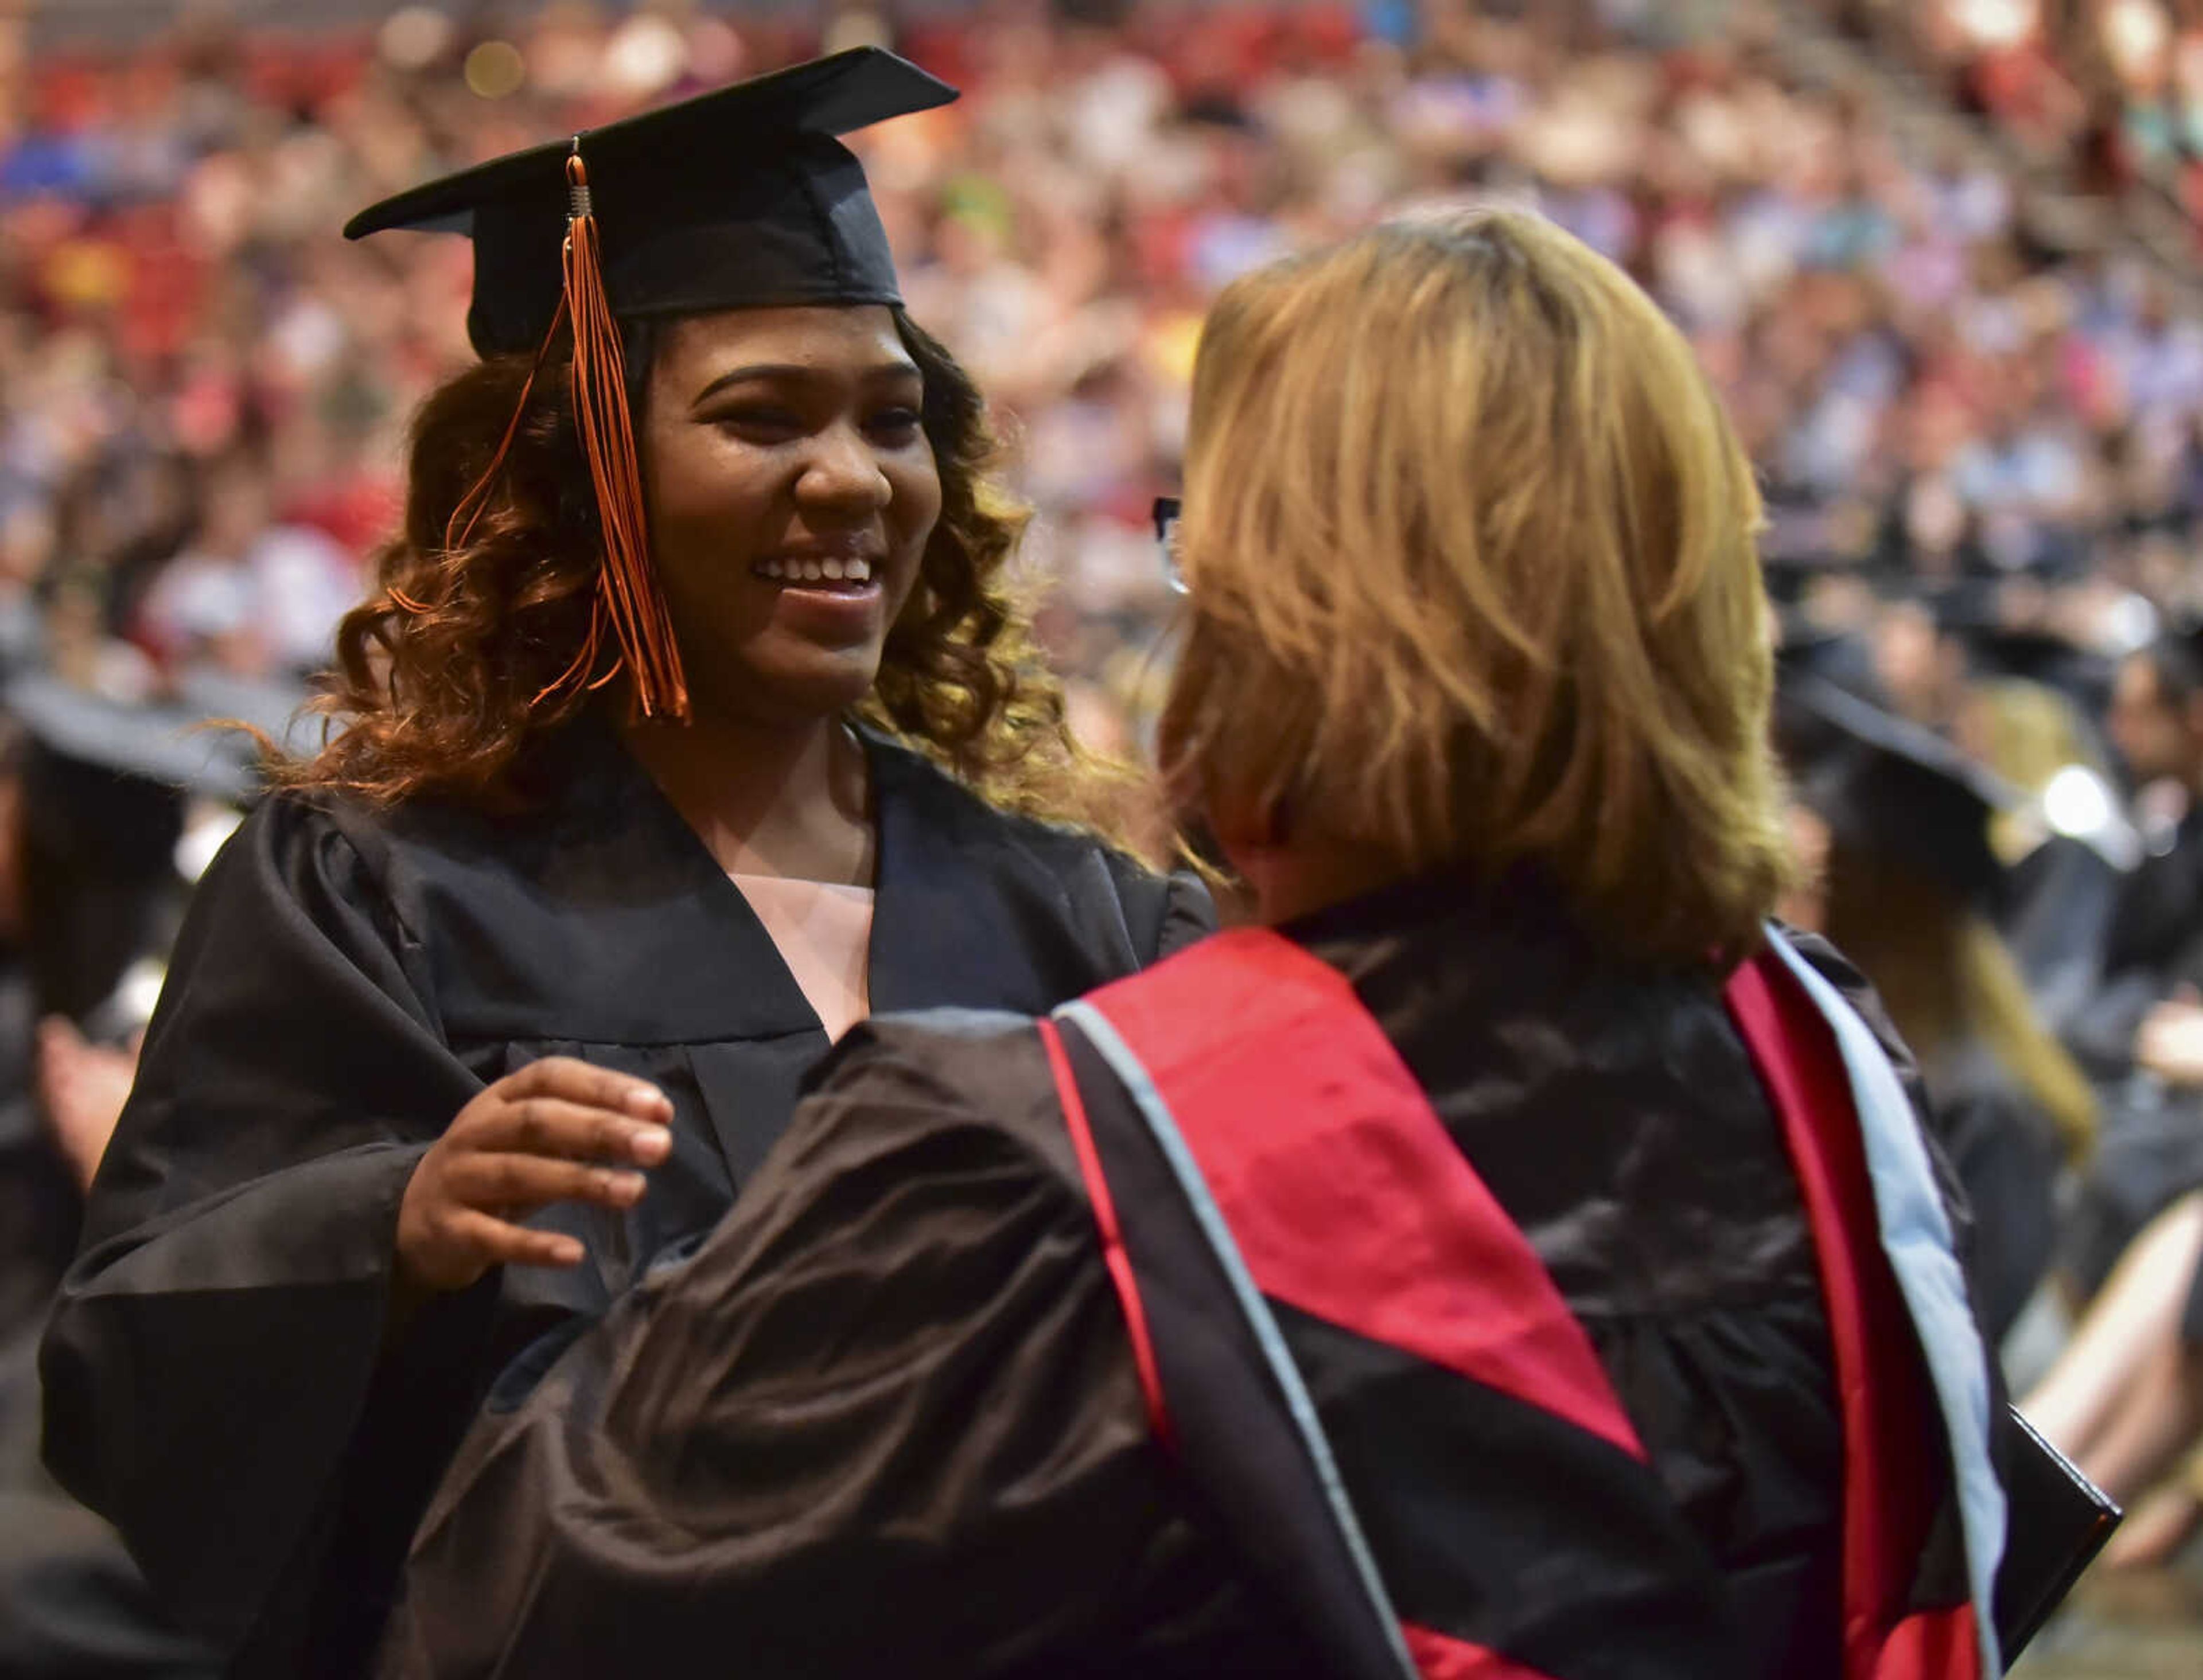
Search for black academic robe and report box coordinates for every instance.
[383,882,1957,1679]
[2060,811,2203,1292]
[38,719,1211,1677]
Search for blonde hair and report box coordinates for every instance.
[1822,850,2096,1163]
[1161,208,1792,968]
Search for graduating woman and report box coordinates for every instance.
[41,49,1206,1678]
[386,212,2048,1677]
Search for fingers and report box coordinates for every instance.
[466,1094,672,1167]
[500,1057,673,1124]
[443,1151,647,1218]
[408,1061,675,1293]
[442,1207,585,1272]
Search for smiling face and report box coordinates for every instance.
[640,305,942,726]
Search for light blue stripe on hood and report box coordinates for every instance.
[1765,927,2007,1673]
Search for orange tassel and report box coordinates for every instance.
[445,292,567,560]
[530,593,609,709]
[562,147,690,722]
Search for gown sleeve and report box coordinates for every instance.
[39,794,491,1658]
[383,1015,1280,1680]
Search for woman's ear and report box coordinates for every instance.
[1206,783,1293,880]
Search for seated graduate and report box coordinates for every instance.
[0,692,222,1679]
[40,49,1209,1680]
[385,209,2017,1679]
[1773,668,2096,1350]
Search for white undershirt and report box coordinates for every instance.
[729,872,876,1043]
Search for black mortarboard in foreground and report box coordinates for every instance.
[1779,671,2022,907]
[345,48,957,357]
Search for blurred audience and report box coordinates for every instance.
[1,0,2202,1663]
[1820,0,2203,231]
[2,0,2203,746]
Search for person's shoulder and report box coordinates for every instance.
[865,732,1104,860]
[253,761,587,887]
[1765,922,1977,1241]
[190,792,414,944]
[227,783,556,933]
[242,783,449,878]
[223,785,372,872]
[1769,923,1925,1087]
[866,732,1216,959]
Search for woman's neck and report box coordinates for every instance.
[1235,835,1414,927]
[620,710,875,886]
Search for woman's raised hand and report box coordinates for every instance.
[396,1057,675,1293]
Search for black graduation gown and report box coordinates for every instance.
[38,719,1211,1677]
[2060,812,2203,1292]
[384,882,1944,1679]
[1918,1039,2062,1347]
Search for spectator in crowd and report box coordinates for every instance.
[0,705,215,1680]
[0,1,2191,758]
[2025,1188,2203,1566]
[1780,677,2096,1346]
[2056,633,2203,1300]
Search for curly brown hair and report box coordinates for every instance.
[275,311,1148,843]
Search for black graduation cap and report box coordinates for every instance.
[344,47,958,357]
[5,672,262,816]
[1774,613,1885,702]
[343,48,957,723]
[1772,614,1890,775]
[1,675,244,1024]
[1916,585,2118,713]
[1779,671,2022,907]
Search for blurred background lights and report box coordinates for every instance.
[824,9,893,54]
[2101,0,2171,84]
[377,6,454,73]
[605,15,688,100]
[2043,763,2117,840]
[685,18,747,84]
[464,40,527,101]
[1949,0,2041,51]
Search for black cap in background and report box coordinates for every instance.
[1780,671,2022,908]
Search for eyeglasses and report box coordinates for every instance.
[1152,495,1188,595]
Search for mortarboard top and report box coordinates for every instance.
[5,678,195,884]
[5,672,274,813]
[1779,670,2022,907]
[1919,584,2119,710]
[1772,615,1890,773]
[345,48,958,357]
[1757,539,1872,609]
[1774,611,1884,699]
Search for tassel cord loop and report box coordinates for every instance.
[561,148,691,721]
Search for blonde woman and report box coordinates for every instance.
[383,212,2016,1679]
